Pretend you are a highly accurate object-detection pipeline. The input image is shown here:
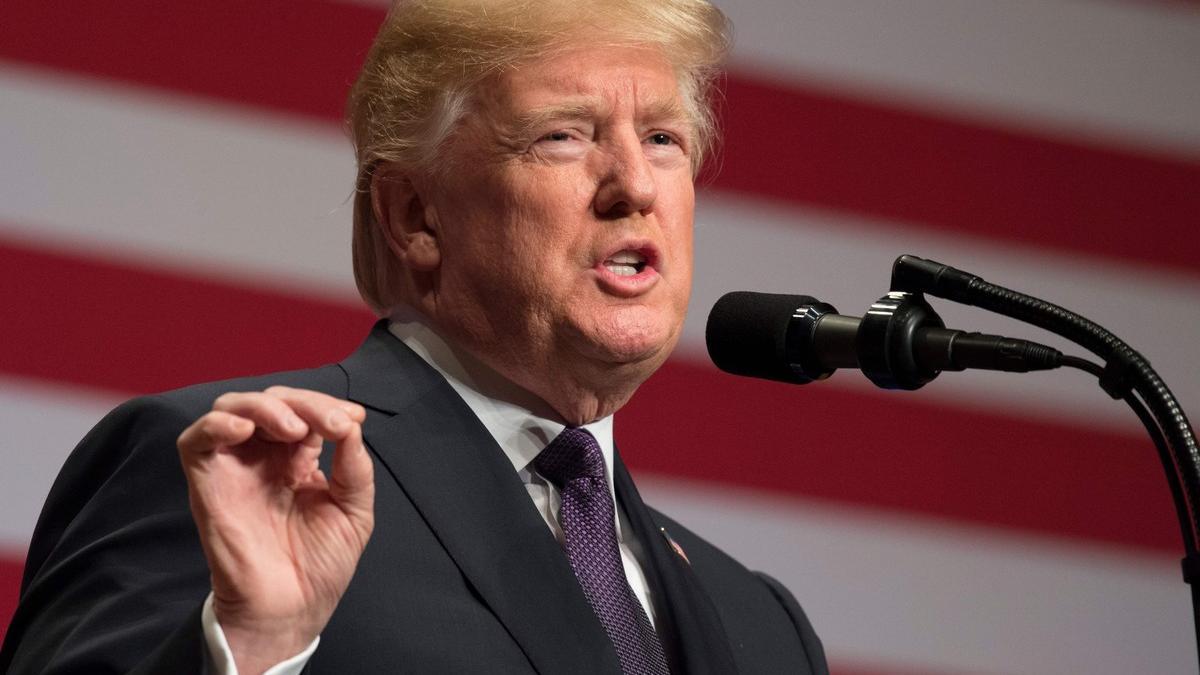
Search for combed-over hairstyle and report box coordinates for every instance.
[347,0,732,314]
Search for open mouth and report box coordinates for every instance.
[602,250,649,277]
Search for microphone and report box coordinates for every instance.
[706,291,1064,390]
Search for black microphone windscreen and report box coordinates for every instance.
[705,292,820,384]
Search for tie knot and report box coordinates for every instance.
[534,427,606,489]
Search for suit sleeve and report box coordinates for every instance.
[756,572,829,675]
[0,395,215,674]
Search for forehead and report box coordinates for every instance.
[478,44,688,122]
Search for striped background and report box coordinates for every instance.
[2,0,1198,672]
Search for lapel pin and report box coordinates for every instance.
[659,527,690,565]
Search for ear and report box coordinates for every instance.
[371,164,441,272]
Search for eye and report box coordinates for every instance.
[647,132,675,146]
[529,128,589,161]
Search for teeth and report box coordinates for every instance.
[607,264,639,277]
[603,250,647,277]
[606,250,646,265]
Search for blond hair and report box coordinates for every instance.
[347,0,731,314]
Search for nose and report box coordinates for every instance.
[593,132,657,218]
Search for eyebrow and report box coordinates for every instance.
[507,98,693,138]
[510,103,597,138]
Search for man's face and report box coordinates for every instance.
[416,43,696,416]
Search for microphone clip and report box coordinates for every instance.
[856,291,946,391]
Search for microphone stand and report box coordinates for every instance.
[882,254,1200,668]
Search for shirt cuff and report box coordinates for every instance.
[201,592,320,675]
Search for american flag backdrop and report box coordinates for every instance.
[2,0,1198,672]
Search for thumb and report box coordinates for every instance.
[328,423,375,521]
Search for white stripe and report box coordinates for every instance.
[1,382,1188,673]
[4,71,1194,431]
[0,377,119,547]
[717,0,1200,156]
[0,67,359,303]
[638,474,1192,675]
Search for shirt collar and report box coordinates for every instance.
[386,312,617,490]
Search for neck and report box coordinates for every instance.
[389,309,650,426]
[524,359,649,425]
[458,342,647,426]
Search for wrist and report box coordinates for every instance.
[212,604,320,675]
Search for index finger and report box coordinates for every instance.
[177,410,256,458]
[265,386,365,422]
[263,386,366,439]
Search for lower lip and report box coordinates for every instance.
[594,262,660,297]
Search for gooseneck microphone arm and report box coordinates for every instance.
[705,254,1199,668]
[888,255,1200,667]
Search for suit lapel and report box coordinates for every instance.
[614,454,740,674]
[340,323,621,674]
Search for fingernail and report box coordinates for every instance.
[285,414,303,431]
[328,410,350,431]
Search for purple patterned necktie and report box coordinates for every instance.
[534,427,670,675]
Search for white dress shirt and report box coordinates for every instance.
[203,316,656,674]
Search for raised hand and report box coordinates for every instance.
[176,386,375,675]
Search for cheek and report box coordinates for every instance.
[662,176,695,240]
[667,207,695,292]
[504,199,593,288]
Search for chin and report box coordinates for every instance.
[579,311,680,369]
[597,336,669,366]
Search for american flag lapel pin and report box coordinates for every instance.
[659,527,690,565]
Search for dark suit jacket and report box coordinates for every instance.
[1,323,827,674]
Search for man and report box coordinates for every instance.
[1,1,828,673]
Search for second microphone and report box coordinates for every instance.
[706,291,1064,391]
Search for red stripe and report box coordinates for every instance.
[0,0,379,123]
[715,74,1200,276]
[2,0,1198,276]
[0,237,376,395]
[0,554,21,645]
[0,235,1180,555]
[619,357,1178,555]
